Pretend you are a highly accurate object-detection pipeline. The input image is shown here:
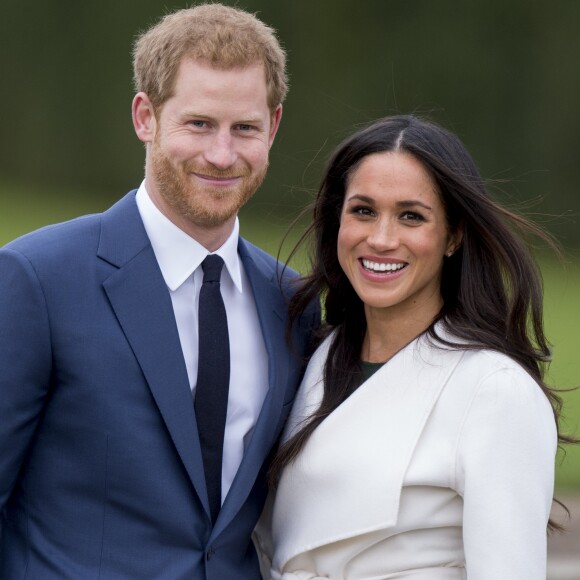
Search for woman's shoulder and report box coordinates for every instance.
[423,325,551,421]
[428,322,538,386]
[459,348,532,378]
[280,333,335,441]
[441,344,553,436]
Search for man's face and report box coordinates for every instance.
[136,58,282,247]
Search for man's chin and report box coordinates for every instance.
[192,214,235,229]
[185,204,240,229]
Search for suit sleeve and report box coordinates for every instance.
[0,248,52,509]
[456,365,557,579]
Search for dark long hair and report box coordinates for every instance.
[271,115,574,530]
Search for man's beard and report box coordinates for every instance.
[150,141,268,228]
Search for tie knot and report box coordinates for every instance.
[201,254,225,284]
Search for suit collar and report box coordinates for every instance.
[98,191,150,267]
[135,184,243,292]
[271,328,465,570]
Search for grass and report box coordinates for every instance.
[542,260,580,489]
[2,184,579,489]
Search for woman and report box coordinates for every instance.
[255,115,569,579]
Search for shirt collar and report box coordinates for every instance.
[135,181,243,292]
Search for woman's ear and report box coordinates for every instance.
[446,222,464,257]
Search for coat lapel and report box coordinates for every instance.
[272,331,465,570]
[98,193,209,516]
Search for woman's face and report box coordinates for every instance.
[337,151,458,323]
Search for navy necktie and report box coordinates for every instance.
[194,254,230,524]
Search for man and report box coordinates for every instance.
[0,5,318,579]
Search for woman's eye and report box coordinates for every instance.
[401,211,424,222]
[352,206,374,217]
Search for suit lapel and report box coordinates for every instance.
[98,193,209,516]
[214,239,290,535]
[272,332,465,570]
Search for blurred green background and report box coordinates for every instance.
[1,0,578,488]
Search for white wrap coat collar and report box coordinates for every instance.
[271,328,465,572]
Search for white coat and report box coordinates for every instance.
[255,327,557,579]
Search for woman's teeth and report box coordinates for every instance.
[362,259,406,273]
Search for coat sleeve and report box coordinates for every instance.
[0,248,52,509]
[456,364,557,579]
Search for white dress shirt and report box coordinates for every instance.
[135,182,269,503]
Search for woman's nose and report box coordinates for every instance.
[367,220,399,251]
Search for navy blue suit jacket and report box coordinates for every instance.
[0,192,318,579]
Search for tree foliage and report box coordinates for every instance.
[1,0,578,246]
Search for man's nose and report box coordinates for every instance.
[204,131,237,169]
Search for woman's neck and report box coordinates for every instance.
[362,301,442,363]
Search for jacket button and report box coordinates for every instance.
[206,547,215,561]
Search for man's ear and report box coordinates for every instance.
[132,92,157,144]
[268,104,283,148]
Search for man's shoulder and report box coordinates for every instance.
[238,237,300,281]
[3,213,101,257]
[1,191,138,263]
